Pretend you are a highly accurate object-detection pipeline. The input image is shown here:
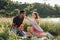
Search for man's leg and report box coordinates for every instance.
[11,27,17,34]
[17,30,25,37]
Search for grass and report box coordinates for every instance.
[0,18,60,40]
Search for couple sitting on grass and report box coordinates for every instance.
[11,10,53,40]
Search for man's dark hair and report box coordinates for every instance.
[20,10,26,14]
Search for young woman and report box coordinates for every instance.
[31,12,40,25]
[25,12,44,37]
[26,12,53,40]
[31,12,44,37]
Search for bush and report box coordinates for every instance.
[40,22,60,36]
[0,18,60,40]
[54,36,60,40]
[0,22,22,40]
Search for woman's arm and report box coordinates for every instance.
[36,19,40,25]
[26,17,43,32]
[26,17,37,25]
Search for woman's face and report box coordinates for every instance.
[32,13,36,19]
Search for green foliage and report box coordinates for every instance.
[0,22,22,40]
[24,24,32,31]
[0,0,60,17]
[0,18,60,40]
[54,36,60,40]
[40,22,60,36]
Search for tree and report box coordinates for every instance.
[24,4,37,15]
[54,4,60,15]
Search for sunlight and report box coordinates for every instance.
[11,0,60,6]
[50,18,60,22]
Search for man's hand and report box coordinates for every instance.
[18,24,24,31]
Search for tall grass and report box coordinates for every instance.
[0,18,60,40]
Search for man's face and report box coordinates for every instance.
[20,12,26,18]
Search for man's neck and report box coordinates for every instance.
[18,15,23,18]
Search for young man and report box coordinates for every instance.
[12,10,26,36]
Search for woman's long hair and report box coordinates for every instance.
[32,12,40,25]
[32,12,39,19]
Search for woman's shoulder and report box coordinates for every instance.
[35,19,40,25]
[35,19,39,21]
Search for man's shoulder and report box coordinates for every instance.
[13,16,18,20]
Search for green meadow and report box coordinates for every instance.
[0,18,60,40]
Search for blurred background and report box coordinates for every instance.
[0,0,60,40]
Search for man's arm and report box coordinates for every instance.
[12,17,17,29]
[12,23,17,29]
